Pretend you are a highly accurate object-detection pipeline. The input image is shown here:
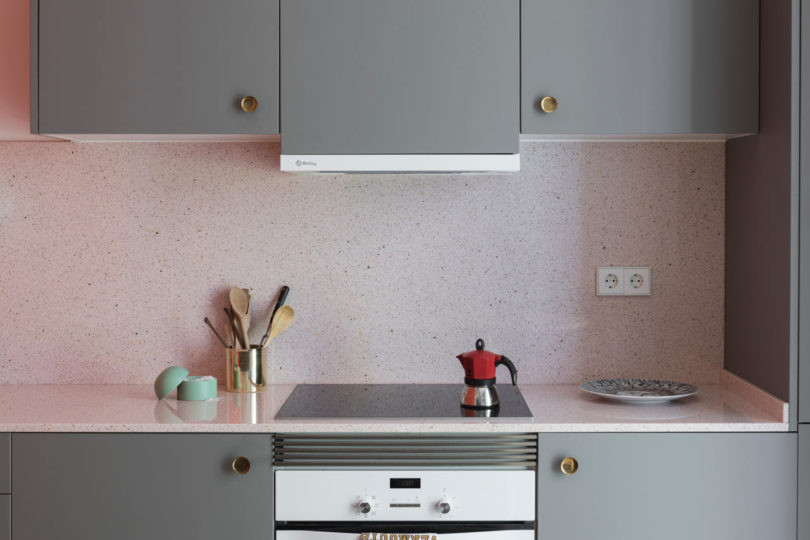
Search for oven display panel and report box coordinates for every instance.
[390,478,421,489]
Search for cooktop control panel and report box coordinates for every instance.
[274,470,535,522]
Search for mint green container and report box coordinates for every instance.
[154,366,217,401]
[177,376,218,401]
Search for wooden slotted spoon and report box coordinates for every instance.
[229,287,251,349]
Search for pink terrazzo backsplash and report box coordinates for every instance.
[0,141,724,384]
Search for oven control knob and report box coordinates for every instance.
[437,500,452,514]
[358,501,372,514]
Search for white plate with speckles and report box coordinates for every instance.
[580,378,699,404]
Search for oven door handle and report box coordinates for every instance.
[276,531,534,540]
[275,522,535,539]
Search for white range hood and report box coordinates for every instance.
[280,154,521,174]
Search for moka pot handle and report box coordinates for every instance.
[495,356,518,385]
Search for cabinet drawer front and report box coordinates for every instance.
[538,433,797,540]
[521,0,758,135]
[0,435,8,494]
[37,0,279,134]
[12,434,273,540]
[281,0,519,155]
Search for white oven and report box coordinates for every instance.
[273,434,537,540]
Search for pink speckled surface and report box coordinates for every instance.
[0,384,785,432]
[0,141,724,385]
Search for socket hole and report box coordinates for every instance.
[629,274,644,289]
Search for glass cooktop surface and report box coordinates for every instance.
[275,384,533,420]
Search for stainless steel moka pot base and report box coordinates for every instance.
[460,383,500,409]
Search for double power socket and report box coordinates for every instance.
[596,267,651,296]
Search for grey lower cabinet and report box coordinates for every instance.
[0,435,8,494]
[521,0,759,136]
[12,434,273,540]
[0,495,8,540]
[801,426,809,540]
[538,433,797,540]
[280,0,519,155]
[33,0,279,135]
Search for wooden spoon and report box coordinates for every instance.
[229,287,251,348]
[264,305,295,346]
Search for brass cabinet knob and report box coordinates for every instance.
[560,457,578,475]
[240,96,258,112]
[539,96,558,113]
[232,456,251,475]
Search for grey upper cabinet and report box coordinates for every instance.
[522,0,759,136]
[538,433,797,540]
[34,0,279,135]
[801,0,810,425]
[280,0,519,155]
[12,434,273,540]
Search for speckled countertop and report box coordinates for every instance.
[0,381,788,432]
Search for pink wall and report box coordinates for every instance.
[0,0,55,140]
[0,142,725,385]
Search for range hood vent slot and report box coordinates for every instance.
[272,433,537,469]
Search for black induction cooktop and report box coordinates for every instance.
[275,384,533,420]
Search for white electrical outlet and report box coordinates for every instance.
[596,267,624,295]
[596,267,651,296]
[624,267,651,295]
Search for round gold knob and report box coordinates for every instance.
[539,96,558,114]
[560,457,578,475]
[240,96,258,112]
[232,456,251,475]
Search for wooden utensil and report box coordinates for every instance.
[229,287,251,348]
[223,322,235,348]
[260,285,290,347]
[263,305,295,346]
[204,317,230,348]
[223,307,246,349]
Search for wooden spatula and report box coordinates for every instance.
[264,305,295,346]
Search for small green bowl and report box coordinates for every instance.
[154,366,190,400]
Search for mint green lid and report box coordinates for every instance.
[177,376,218,401]
[153,366,190,400]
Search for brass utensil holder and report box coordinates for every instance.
[226,346,267,393]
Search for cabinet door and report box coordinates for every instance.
[36,0,279,134]
[280,0,519,155]
[0,496,8,540]
[801,0,810,424]
[12,434,273,540]
[538,433,797,540]
[801,427,809,540]
[0,435,7,494]
[521,0,759,135]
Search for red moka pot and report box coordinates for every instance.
[457,339,517,409]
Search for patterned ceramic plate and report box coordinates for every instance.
[579,378,699,404]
